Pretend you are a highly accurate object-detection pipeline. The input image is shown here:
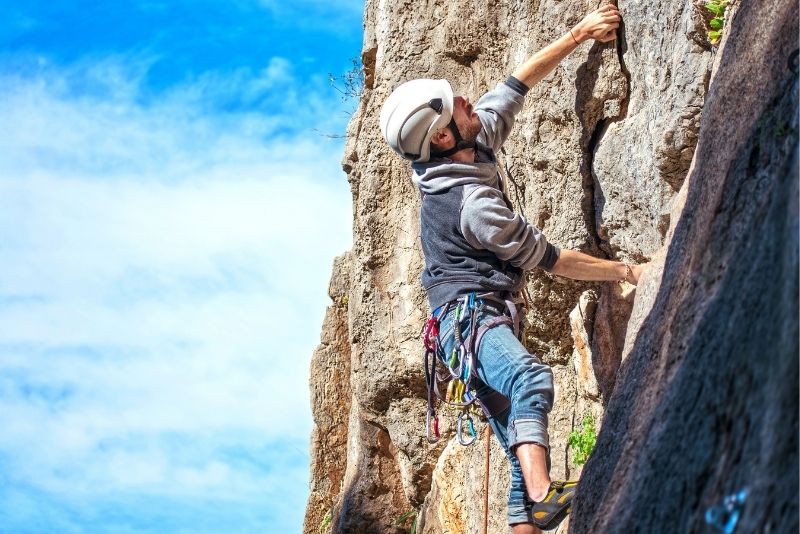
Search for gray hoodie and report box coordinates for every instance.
[412,77,559,310]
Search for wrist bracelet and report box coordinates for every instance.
[621,263,633,284]
[569,29,580,46]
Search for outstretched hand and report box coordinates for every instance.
[573,4,621,44]
[628,262,649,285]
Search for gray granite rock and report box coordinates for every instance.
[570,0,799,531]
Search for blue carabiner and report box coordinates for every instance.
[705,488,748,534]
[458,345,468,375]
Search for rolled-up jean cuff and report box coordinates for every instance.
[509,417,549,451]
[508,503,534,525]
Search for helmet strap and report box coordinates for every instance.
[430,117,476,159]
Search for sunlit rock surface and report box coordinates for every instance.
[304,0,797,532]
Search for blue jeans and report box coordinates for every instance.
[438,304,554,525]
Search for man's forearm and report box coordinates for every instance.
[512,5,620,89]
[511,31,581,89]
[549,249,629,282]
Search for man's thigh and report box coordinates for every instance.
[474,320,546,398]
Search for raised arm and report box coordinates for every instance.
[512,4,621,89]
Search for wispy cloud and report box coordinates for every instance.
[0,51,352,532]
[256,0,364,30]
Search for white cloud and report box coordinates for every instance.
[261,56,293,87]
[0,54,355,179]
[0,54,352,530]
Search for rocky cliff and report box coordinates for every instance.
[304,0,798,533]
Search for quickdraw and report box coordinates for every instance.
[423,306,447,443]
[422,291,523,446]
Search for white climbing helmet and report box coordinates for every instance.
[379,78,454,163]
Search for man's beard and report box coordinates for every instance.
[431,117,482,154]
[462,119,481,143]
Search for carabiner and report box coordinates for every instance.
[426,410,440,444]
[448,348,459,369]
[454,379,465,402]
[446,379,456,402]
[456,411,478,446]
[461,352,471,381]
[705,488,748,534]
[423,316,440,351]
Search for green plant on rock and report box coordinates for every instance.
[319,508,333,533]
[395,509,417,534]
[568,414,597,466]
[705,0,729,45]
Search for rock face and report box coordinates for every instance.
[304,254,353,534]
[304,0,797,532]
[570,0,800,532]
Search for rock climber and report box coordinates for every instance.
[379,4,644,533]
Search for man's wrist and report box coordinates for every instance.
[570,25,588,44]
[618,263,633,283]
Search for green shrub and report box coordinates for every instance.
[705,0,729,45]
[568,414,597,466]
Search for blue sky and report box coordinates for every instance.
[0,1,362,532]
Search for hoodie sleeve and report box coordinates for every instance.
[460,184,560,271]
[475,76,528,152]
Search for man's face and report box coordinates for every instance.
[451,96,482,142]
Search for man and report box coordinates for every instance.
[380,4,643,532]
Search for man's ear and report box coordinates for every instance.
[430,128,451,148]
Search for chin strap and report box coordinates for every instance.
[430,117,476,159]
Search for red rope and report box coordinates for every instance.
[483,425,491,534]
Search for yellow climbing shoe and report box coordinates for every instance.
[528,480,578,530]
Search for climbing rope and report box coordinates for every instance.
[483,425,491,534]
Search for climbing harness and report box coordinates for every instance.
[422,291,526,446]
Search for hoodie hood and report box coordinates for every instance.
[410,143,500,194]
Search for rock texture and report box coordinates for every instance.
[304,254,353,534]
[571,0,800,532]
[304,0,797,532]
